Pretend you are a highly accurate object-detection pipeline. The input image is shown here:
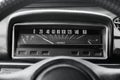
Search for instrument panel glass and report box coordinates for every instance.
[15,25,103,46]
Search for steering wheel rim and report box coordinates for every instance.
[0,57,102,80]
[0,0,120,80]
[1,56,120,80]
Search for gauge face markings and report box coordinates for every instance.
[17,27,102,45]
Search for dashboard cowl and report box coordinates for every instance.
[7,9,113,63]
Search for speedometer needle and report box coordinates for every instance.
[36,34,54,44]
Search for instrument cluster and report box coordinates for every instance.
[12,23,108,59]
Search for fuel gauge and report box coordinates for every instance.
[88,38,101,45]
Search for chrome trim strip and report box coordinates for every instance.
[9,8,116,20]
[0,62,32,66]
[12,22,108,60]
[0,62,120,67]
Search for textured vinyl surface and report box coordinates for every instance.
[0,0,35,20]
[91,0,120,16]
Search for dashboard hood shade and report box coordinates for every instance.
[0,0,119,20]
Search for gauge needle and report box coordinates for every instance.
[69,35,74,39]
[88,40,92,45]
[21,36,26,44]
[88,39,98,45]
[77,35,85,39]
[36,34,54,44]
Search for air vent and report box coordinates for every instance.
[114,17,120,31]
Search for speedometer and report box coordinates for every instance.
[18,29,101,45]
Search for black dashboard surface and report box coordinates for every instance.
[1,1,120,79]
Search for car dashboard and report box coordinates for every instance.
[0,0,120,74]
